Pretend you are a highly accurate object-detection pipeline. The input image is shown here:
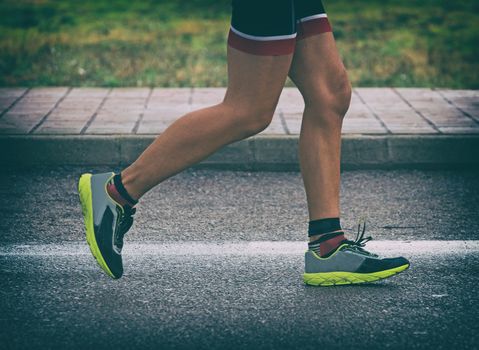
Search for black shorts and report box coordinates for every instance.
[228,0,332,56]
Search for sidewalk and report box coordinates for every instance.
[1,87,478,169]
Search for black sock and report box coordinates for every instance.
[308,217,345,257]
[111,173,138,206]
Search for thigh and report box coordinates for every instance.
[225,0,295,111]
[224,46,292,114]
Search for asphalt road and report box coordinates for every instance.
[1,167,479,243]
[1,167,479,349]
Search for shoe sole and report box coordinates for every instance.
[303,263,410,286]
[78,173,116,279]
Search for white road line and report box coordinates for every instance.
[0,241,478,257]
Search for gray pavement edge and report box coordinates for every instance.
[2,134,479,170]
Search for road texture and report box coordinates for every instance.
[1,167,479,349]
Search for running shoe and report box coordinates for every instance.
[303,221,409,286]
[78,172,136,279]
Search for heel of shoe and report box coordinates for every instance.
[78,173,116,279]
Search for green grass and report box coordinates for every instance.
[1,0,478,88]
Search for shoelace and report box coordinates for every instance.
[342,219,378,257]
[115,206,136,250]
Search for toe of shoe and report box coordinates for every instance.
[105,254,123,279]
[109,265,123,279]
[357,256,409,273]
[385,256,410,269]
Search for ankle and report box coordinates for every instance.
[308,217,345,257]
[106,172,138,207]
[120,167,142,202]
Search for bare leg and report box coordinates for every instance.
[122,47,293,200]
[288,33,352,238]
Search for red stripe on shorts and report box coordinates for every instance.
[297,17,332,40]
[227,29,296,56]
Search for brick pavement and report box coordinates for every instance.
[1,87,478,135]
[0,87,478,168]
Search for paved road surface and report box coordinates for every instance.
[1,167,479,243]
[1,167,478,349]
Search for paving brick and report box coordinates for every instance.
[35,121,87,134]
[342,126,388,134]
[26,87,69,98]
[277,88,304,113]
[101,99,146,111]
[282,112,302,134]
[345,104,376,120]
[0,88,28,98]
[50,104,99,113]
[109,88,151,99]
[0,89,28,114]
[346,94,377,118]
[258,118,285,135]
[150,88,191,104]
[344,99,389,134]
[0,115,38,134]
[85,92,147,133]
[356,88,436,134]
[68,88,110,98]
[36,90,106,135]
[11,99,59,110]
[96,110,141,120]
[1,88,69,133]
[0,98,17,111]
[142,107,189,122]
[438,126,479,134]
[190,88,225,105]
[460,108,479,122]
[436,89,479,122]
[43,110,93,121]
[342,118,387,134]
[395,88,474,129]
[137,122,173,134]
[383,127,439,134]
[86,124,135,134]
[0,110,49,133]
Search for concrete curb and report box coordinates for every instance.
[2,134,479,170]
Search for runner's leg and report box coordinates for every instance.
[121,1,295,200]
[289,32,351,221]
[288,2,351,252]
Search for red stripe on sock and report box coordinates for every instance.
[297,17,332,41]
[319,233,345,257]
[227,30,296,56]
[107,183,133,207]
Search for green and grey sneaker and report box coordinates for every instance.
[78,172,135,279]
[303,222,409,286]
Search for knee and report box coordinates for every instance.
[228,104,275,137]
[304,70,352,119]
[330,71,352,118]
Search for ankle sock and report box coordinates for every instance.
[106,173,138,208]
[308,217,345,257]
